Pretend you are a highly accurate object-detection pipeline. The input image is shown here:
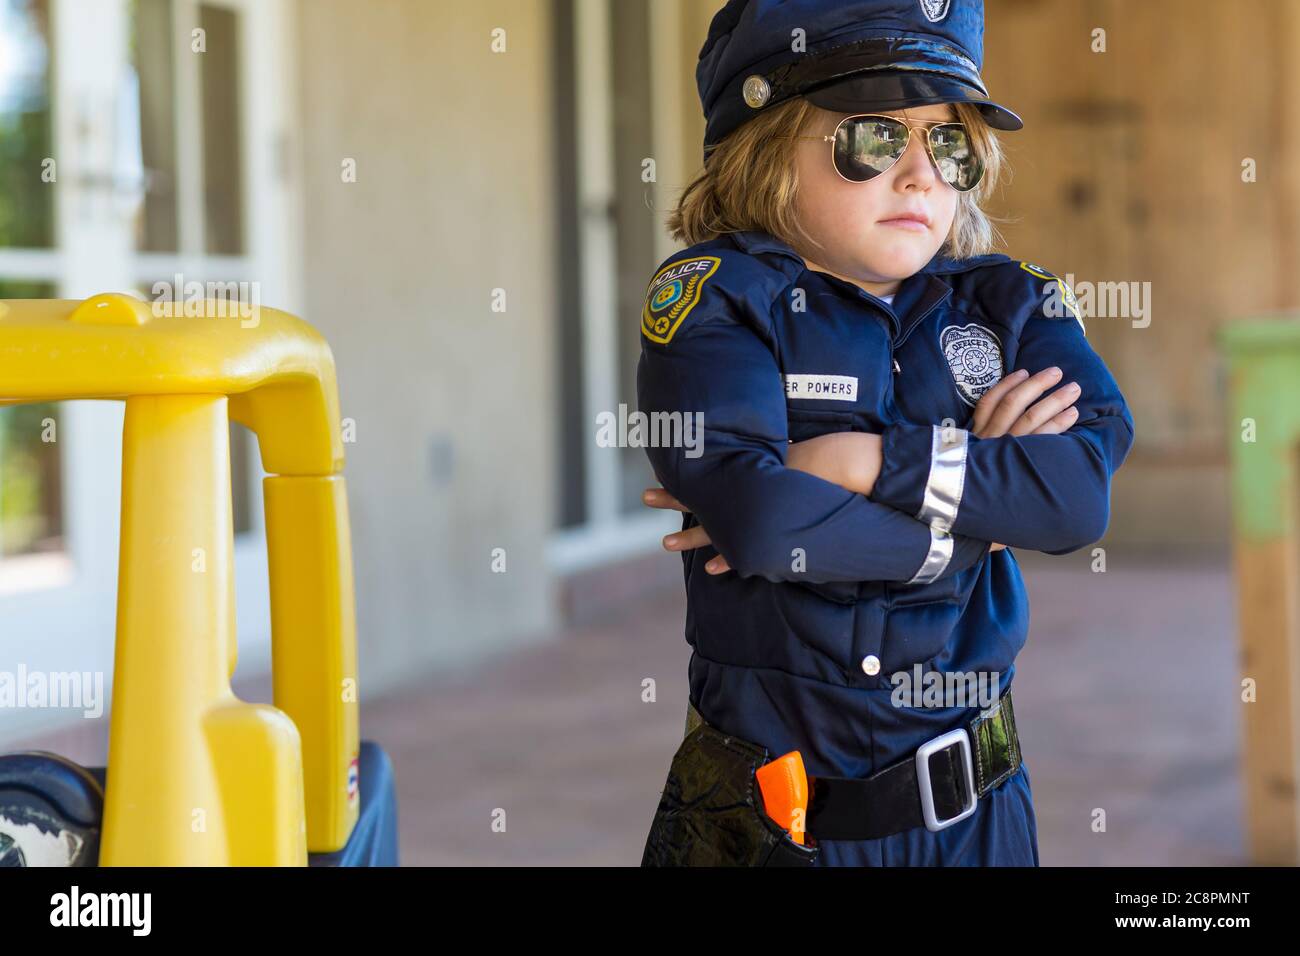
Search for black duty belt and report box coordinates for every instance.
[684,689,1022,841]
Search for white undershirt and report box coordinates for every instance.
[880,293,896,305]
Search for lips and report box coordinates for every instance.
[878,212,931,227]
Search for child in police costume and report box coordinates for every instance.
[638,0,1134,866]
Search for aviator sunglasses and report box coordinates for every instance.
[796,113,985,192]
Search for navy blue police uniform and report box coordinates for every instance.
[637,0,1135,867]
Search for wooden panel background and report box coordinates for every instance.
[982,0,1297,524]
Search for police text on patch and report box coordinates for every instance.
[641,256,721,345]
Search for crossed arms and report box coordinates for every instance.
[636,310,1135,585]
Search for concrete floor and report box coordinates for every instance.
[366,547,1247,866]
[7,547,1248,866]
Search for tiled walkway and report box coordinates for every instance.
[368,548,1246,866]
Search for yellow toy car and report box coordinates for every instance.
[0,293,396,866]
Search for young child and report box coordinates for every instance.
[637,0,1134,866]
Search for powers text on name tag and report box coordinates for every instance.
[784,374,858,402]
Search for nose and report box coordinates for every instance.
[892,129,940,191]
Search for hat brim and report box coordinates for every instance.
[804,72,1024,131]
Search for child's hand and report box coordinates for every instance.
[972,366,1080,438]
[642,487,734,574]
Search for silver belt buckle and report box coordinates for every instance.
[915,728,977,832]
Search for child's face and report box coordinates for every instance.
[793,104,961,289]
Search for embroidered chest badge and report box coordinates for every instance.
[641,256,721,344]
[940,323,1004,406]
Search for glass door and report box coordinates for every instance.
[0,0,300,741]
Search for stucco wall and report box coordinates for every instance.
[296,1,559,692]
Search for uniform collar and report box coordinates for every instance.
[729,231,933,335]
[730,229,1009,274]
[890,270,947,333]
[923,251,1014,274]
[728,230,807,270]
[727,230,1010,336]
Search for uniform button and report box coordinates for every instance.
[861,654,881,676]
[742,74,771,109]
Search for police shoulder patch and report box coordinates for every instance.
[1018,260,1085,334]
[641,255,721,345]
[1017,260,1054,281]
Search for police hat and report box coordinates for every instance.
[698,0,1023,153]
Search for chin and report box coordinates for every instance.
[861,243,934,279]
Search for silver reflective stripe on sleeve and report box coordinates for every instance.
[917,424,970,534]
[907,526,955,586]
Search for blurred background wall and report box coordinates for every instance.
[0,0,1288,864]
[980,0,1300,554]
[295,1,559,686]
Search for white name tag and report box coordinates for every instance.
[784,374,859,402]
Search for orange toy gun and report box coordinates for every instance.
[755,751,810,845]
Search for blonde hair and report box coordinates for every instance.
[668,98,1007,260]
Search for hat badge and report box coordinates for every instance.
[919,0,951,22]
[742,74,771,109]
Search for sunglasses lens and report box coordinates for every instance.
[832,117,985,191]
[928,123,984,191]
[833,117,909,183]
